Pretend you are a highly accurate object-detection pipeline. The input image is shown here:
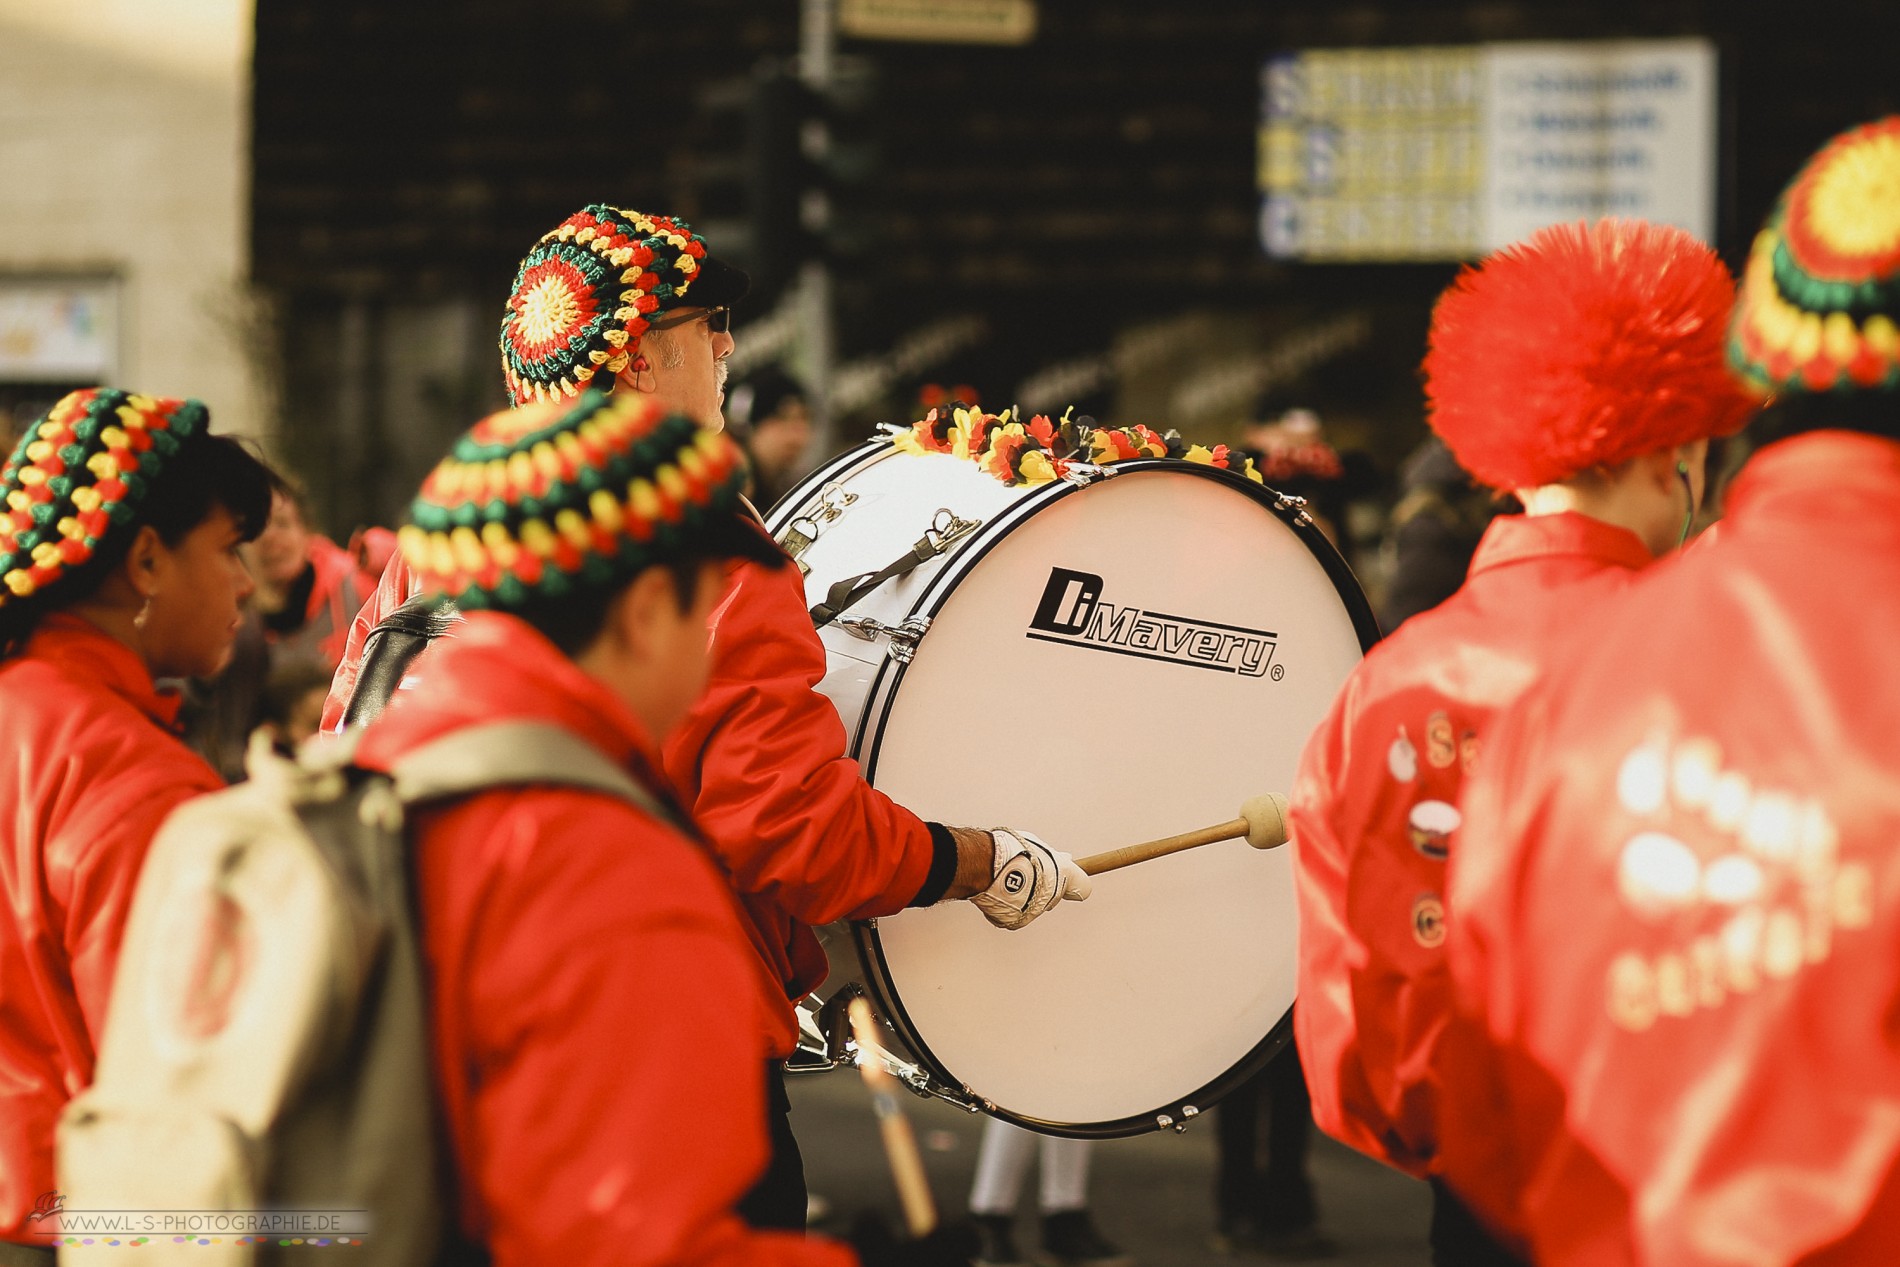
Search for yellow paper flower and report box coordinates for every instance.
[1019,451,1058,485]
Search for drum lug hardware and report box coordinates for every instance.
[834,615,932,664]
[1059,462,1116,486]
[1181,1104,1200,1119]
[887,616,930,664]
[1272,491,1314,524]
[924,507,982,554]
[777,483,860,576]
[1156,1113,1176,1131]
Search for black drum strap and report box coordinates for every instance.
[808,508,981,630]
[810,534,942,629]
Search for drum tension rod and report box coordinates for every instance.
[790,986,983,1112]
[1271,490,1316,525]
[833,615,932,663]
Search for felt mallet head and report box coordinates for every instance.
[1241,793,1290,850]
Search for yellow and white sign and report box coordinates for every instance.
[1260,39,1717,261]
[840,0,1036,46]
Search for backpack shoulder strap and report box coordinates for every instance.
[386,721,682,832]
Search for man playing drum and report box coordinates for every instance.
[321,205,1091,1226]
[1286,217,1758,1264]
[1436,117,1900,1266]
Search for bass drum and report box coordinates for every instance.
[767,439,1377,1137]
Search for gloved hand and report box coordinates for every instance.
[848,1215,979,1267]
[971,828,1091,930]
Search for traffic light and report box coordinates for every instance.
[745,57,883,299]
[745,61,811,301]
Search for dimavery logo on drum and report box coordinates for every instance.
[1025,567,1278,677]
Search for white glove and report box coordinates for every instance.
[971,828,1091,930]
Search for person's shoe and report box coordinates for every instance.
[1209,1214,1337,1261]
[1252,1221,1338,1261]
[974,1213,1030,1266]
[1037,1209,1133,1267]
[1208,1214,1255,1255]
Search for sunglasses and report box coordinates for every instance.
[647,305,732,335]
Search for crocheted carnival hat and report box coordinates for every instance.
[499,205,750,407]
[1730,116,1900,395]
[399,389,774,612]
[1423,218,1758,492]
[1,388,209,612]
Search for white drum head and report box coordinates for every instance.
[855,463,1370,1134]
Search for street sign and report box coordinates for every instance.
[839,0,1036,46]
[1260,38,1718,261]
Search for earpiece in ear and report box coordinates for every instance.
[631,356,651,376]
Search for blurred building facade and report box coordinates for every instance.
[242,0,1898,534]
[0,0,267,447]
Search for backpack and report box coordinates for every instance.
[56,720,673,1265]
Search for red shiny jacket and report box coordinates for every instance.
[1441,432,1900,1265]
[1288,512,1652,1176]
[325,540,944,1057]
[0,614,223,1238]
[355,612,854,1267]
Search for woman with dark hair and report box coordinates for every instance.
[0,388,273,1249]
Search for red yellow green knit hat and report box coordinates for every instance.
[1,388,208,611]
[398,389,753,611]
[499,205,747,407]
[1423,218,1757,491]
[1729,116,1900,395]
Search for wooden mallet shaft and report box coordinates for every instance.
[1076,793,1289,876]
[848,997,937,1237]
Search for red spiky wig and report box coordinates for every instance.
[1423,219,1759,491]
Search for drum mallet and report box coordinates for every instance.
[848,997,938,1237]
[1075,793,1290,876]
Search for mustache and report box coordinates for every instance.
[716,359,730,392]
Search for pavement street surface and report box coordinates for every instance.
[790,1066,1432,1265]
